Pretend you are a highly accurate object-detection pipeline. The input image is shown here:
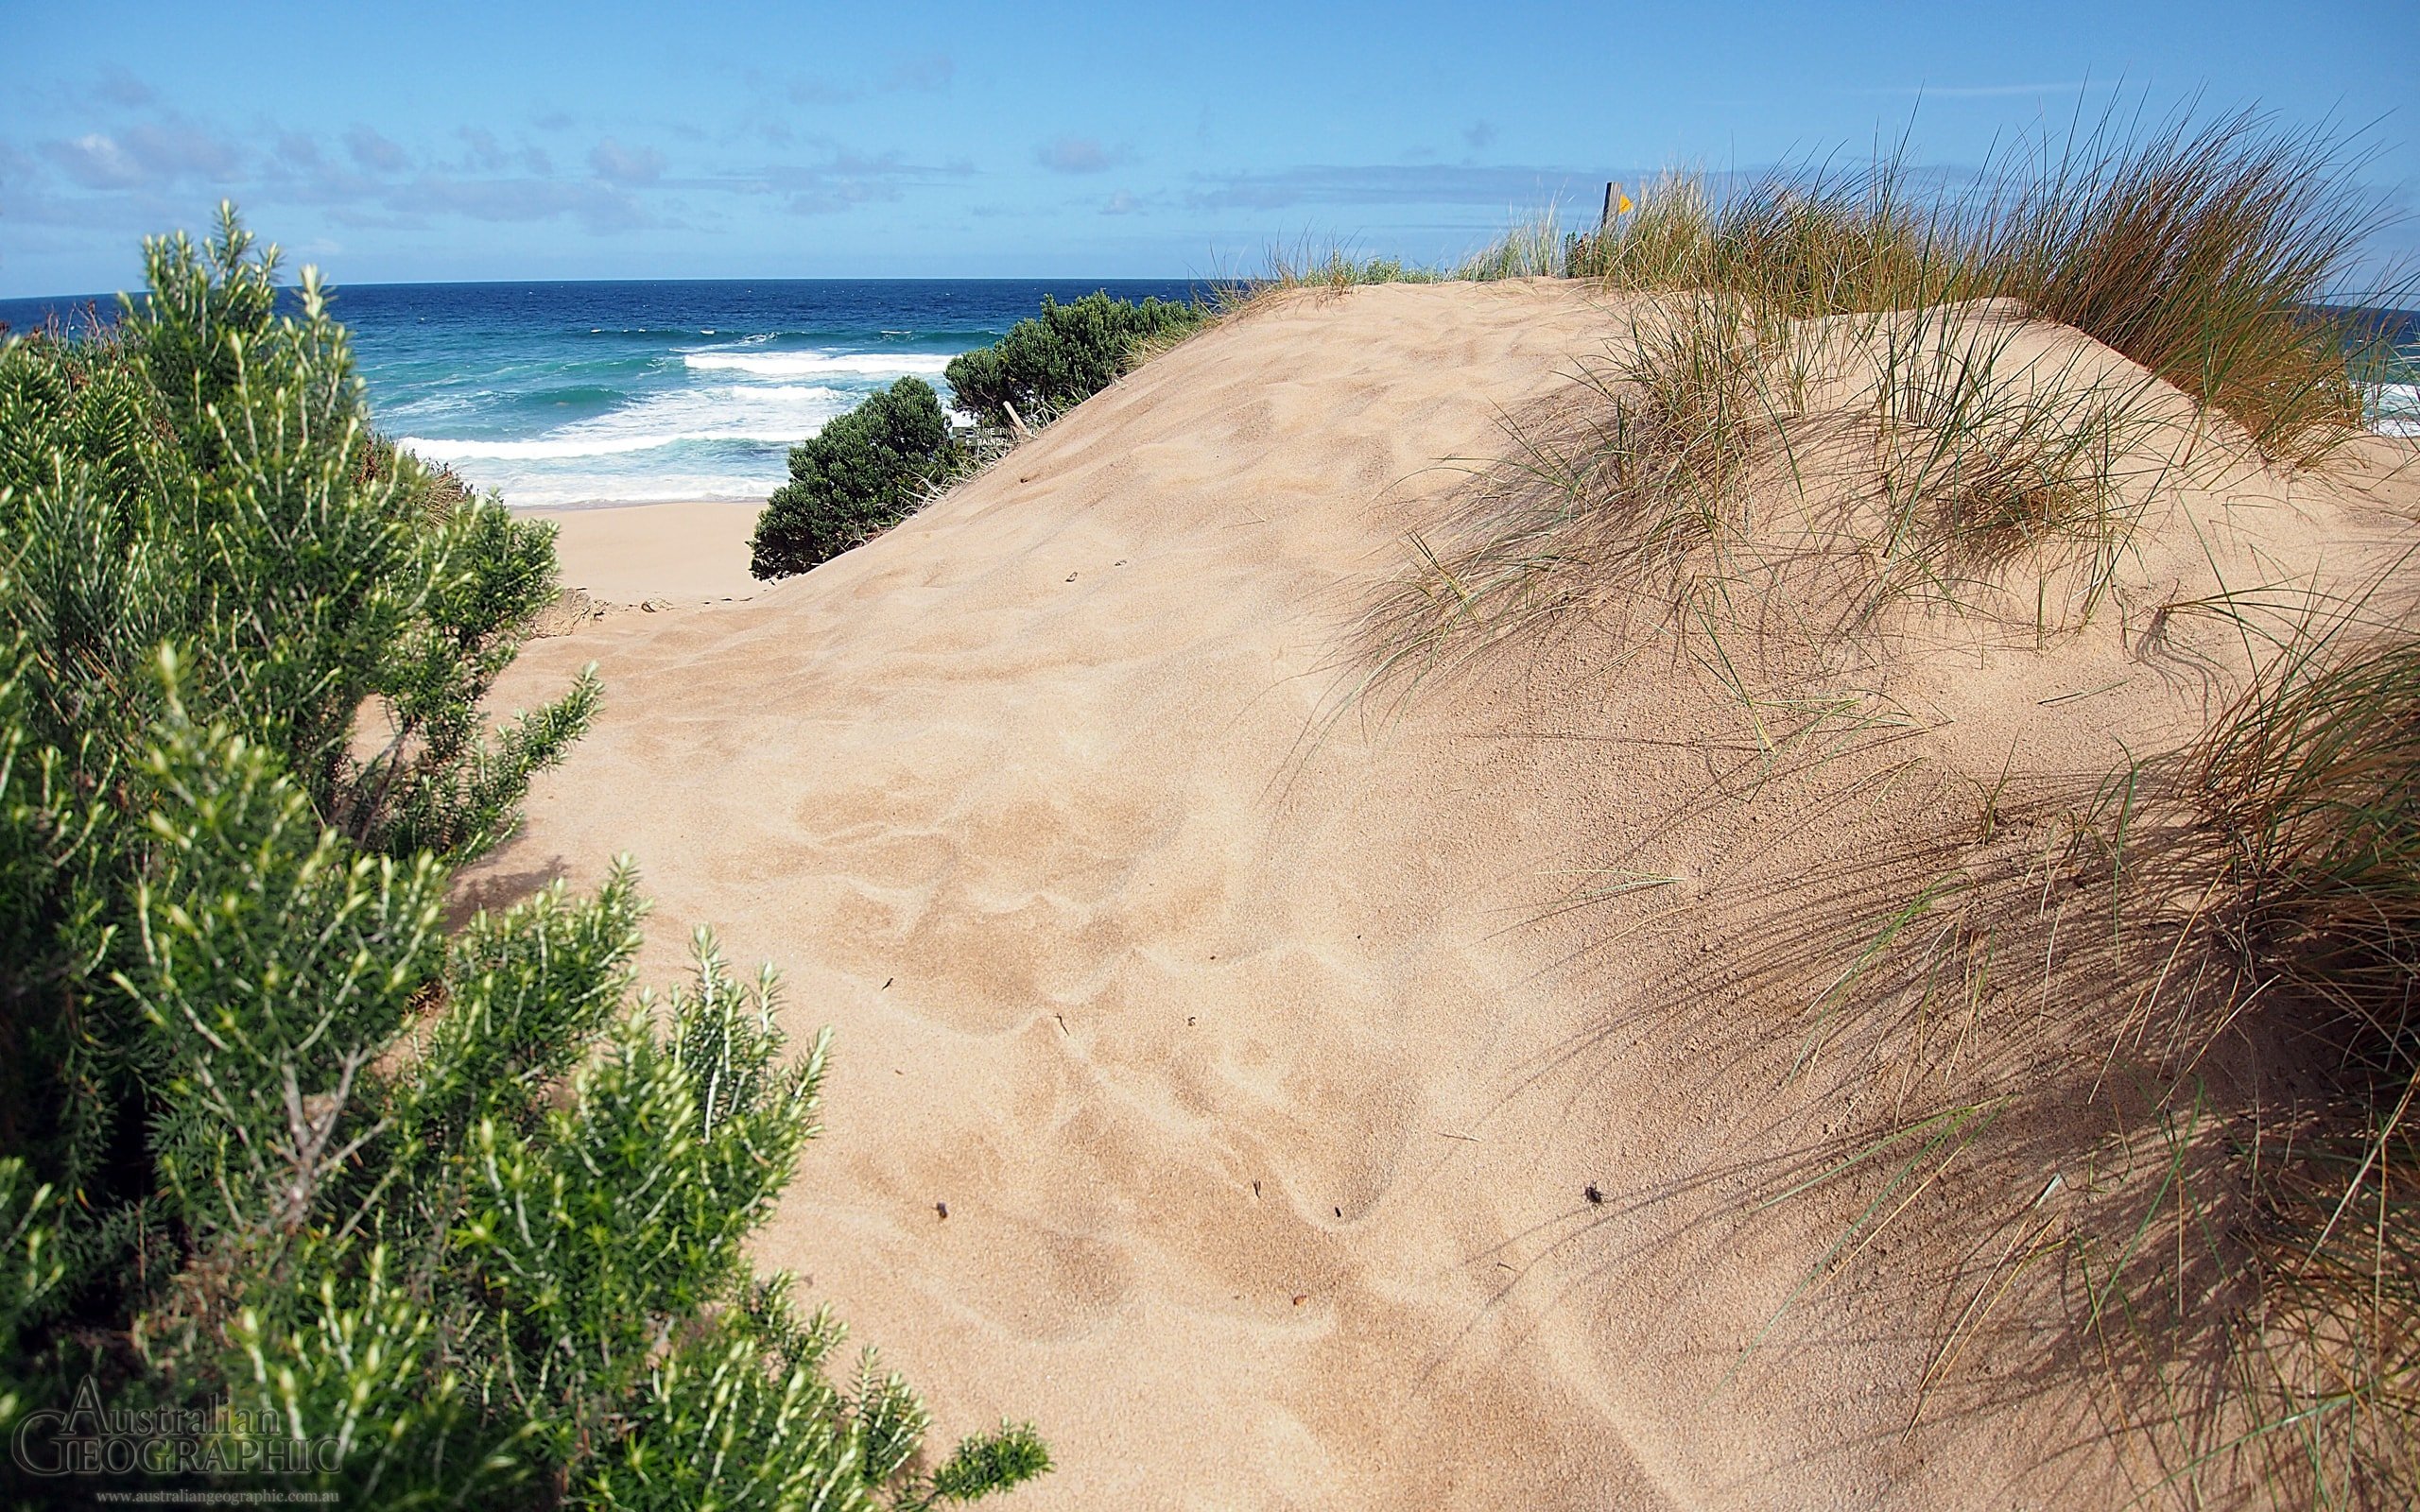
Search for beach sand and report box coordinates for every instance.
[465,281,2420,1507]
[519,499,763,605]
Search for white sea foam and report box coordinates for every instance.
[402,434,683,461]
[478,467,778,507]
[403,384,852,461]
[682,350,956,377]
[2368,382,2420,438]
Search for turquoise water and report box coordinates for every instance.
[0,280,1200,508]
[334,280,1202,506]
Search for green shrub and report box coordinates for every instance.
[751,376,959,580]
[0,207,1046,1505]
[942,292,1206,430]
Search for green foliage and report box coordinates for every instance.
[942,292,1206,430]
[0,1160,67,1423]
[0,207,1046,1506]
[750,377,959,580]
[919,1425,1054,1506]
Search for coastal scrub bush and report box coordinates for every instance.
[751,375,959,579]
[0,206,1046,1505]
[942,291,1206,430]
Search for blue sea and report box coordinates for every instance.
[3,284,2412,497]
[0,280,1203,507]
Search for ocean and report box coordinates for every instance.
[2352,305,2420,438]
[0,280,1203,508]
[2,283,2411,496]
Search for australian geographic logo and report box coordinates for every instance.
[12,1377,345,1478]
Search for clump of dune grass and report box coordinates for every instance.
[1372,104,2405,677]
[1271,249,1438,288]
[1361,287,1787,676]
[1968,111,2388,467]
[1374,290,2184,681]
[1561,110,2397,465]
[1816,593,2420,1501]
[1454,206,1571,282]
[1231,212,1606,307]
[1565,159,1947,316]
[1857,303,2174,620]
[2228,1113,2418,1501]
[2357,333,2420,436]
[1665,608,2420,1503]
[2193,627,2420,1059]
[2159,617,2420,1499]
[1204,242,1442,323]
[1564,173,1713,286]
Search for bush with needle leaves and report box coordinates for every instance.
[0,206,1046,1505]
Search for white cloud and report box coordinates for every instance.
[43,133,145,190]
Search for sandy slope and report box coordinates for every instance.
[468,282,2420,1507]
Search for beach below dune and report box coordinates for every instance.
[519,498,763,605]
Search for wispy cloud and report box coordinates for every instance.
[344,126,410,174]
[785,77,858,106]
[454,128,508,174]
[42,133,146,191]
[747,147,973,215]
[1036,135,1118,174]
[401,175,658,233]
[1186,161,1595,210]
[18,101,957,238]
[92,67,155,109]
[260,130,374,203]
[40,117,243,190]
[589,138,665,186]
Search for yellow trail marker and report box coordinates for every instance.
[1600,180,1632,230]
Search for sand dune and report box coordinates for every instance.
[467,282,2419,1507]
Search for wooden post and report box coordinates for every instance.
[1600,181,1622,232]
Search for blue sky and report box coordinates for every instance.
[2,0,2412,298]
